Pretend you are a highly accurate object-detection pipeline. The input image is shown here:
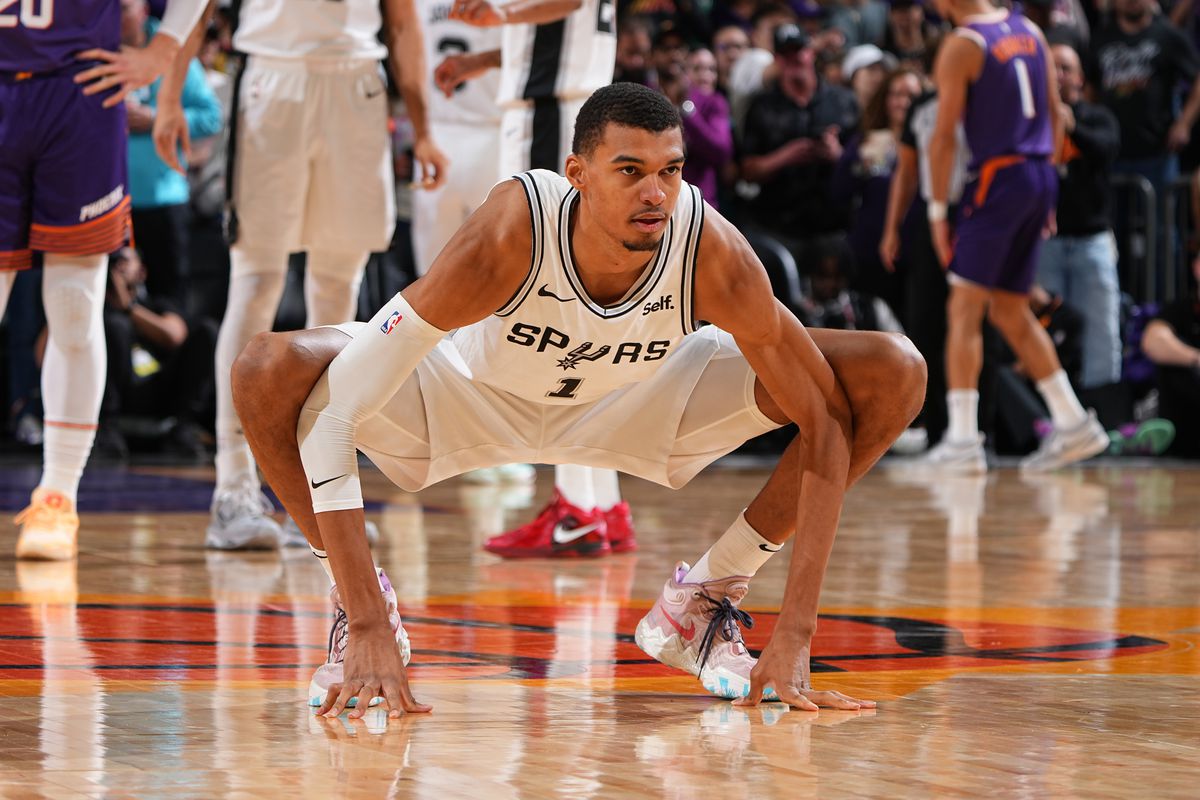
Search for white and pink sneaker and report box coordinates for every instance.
[308,569,411,708]
[635,562,777,701]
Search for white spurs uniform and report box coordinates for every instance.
[496,0,617,176]
[412,0,502,274]
[302,170,781,490]
[230,0,395,253]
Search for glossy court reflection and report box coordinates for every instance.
[0,464,1197,798]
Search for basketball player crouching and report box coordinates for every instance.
[232,84,926,715]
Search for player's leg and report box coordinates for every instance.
[303,250,368,327]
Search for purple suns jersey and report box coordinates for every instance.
[0,0,120,73]
[958,11,1053,170]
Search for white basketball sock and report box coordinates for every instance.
[215,247,288,491]
[946,389,980,443]
[591,468,622,510]
[39,256,108,505]
[1036,369,1088,431]
[310,546,336,584]
[555,464,597,509]
[304,249,367,327]
[686,511,782,583]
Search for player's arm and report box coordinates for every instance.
[928,33,982,268]
[75,0,211,108]
[306,180,533,718]
[384,0,449,189]
[434,48,501,97]
[449,0,582,27]
[153,1,218,173]
[879,142,918,271]
[693,212,854,709]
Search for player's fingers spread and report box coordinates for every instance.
[317,683,344,715]
[807,690,860,710]
[384,686,405,718]
[829,690,876,708]
[782,687,819,711]
[324,683,358,717]
[347,685,379,719]
[733,677,764,707]
[400,685,433,713]
[77,49,119,64]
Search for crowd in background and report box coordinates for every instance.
[2,0,1199,462]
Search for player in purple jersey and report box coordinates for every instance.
[0,0,206,560]
[921,0,1108,473]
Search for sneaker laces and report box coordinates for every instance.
[217,484,272,522]
[696,593,755,672]
[327,606,350,664]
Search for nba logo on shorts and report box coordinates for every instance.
[381,311,403,334]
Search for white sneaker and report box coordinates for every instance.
[308,569,411,707]
[890,427,929,456]
[206,485,283,550]
[915,434,987,475]
[281,515,380,548]
[1020,411,1109,472]
[463,463,536,485]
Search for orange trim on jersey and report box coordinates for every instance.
[29,196,131,256]
[973,155,1026,208]
[44,420,99,431]
[0,249,33,272]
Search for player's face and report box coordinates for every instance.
[569,124,686,253]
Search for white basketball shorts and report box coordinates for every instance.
[231,55,395,254]
[498,97,587,177]
[298,326,782,492]
[411,120,502,275]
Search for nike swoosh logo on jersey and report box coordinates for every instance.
[310,474,348,489]
[551,521,601,544]
[365,88,384,99]
[538,284,574,302]
[663,610,697,641]
[758,543,782,552]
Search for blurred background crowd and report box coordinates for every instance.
[2,0,1199,463]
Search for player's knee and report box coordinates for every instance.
[43,277,102,351]
[881,333,927,424]
[232,332,284,408]
[986,299,1025,333]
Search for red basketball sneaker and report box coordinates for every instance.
[603,500,637,553]
[483,490,610,558]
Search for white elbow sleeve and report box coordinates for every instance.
[298,293,447,513]
[158,0,209,44]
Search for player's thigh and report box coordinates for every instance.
[28,78,129,256]
[410,180,461,277]
[306,67,394,254]
[232,58,310,252]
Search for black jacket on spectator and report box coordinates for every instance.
[741,81,859,235]
[1088,17,1200,159]
[1057,101,1120,236]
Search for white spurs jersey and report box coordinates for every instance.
[421,0,502,125]
[452,170,705,405]
[232,0,387,61]
[496,0,616,106]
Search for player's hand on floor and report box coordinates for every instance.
[931,218,954,270]
[75,35,176,108]
[317,627,431,719]
[412,137,449,191]
[733,633,876,711]
[153,99,191,175]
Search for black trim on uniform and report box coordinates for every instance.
[682,185,705,334]
[522,21,565,100]
[496,173,545,317]
[529,98,562,171]
[222,53,248,246]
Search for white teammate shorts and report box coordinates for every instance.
[498,97,587,177]
[299,325,782,492]
[411,120,502,275]
[231,55,395,254]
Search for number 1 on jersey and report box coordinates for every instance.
[1013,59,1035,120]
[547,378,583,399]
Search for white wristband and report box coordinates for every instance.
[927,201,948,223]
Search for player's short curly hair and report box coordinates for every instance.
[572,83,682,158]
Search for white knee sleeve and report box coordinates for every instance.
[0,271,14,320]
[215,246,289,489]
[304,250,368,328]
[40,255,108,502]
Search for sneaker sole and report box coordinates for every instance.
[15,539,77,561]
[483,542,611,559]
[1021,432,1110,472]
[205,527,281,551]
[636,617,780,702]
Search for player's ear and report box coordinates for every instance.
[565,154,586,189]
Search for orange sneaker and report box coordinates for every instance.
[15,489,79,561]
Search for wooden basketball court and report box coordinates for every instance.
[1,460,1197,798]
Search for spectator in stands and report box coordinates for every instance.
[1023,0,1086,54]
[1141,258,1200,457]
[122,0,222,310]
[1038,43,1124,398]
[841,43,897,112]
[713,25,750,96]
[652,26,690,104]
[829,0,889,50]
[741,24,859,264]
[711,0,758,33]
[681,48,734,208]
[615,17,655,86]
[728,3,797,130]
[102,248,218,460]
[882,0,937,70]
[1090,0,1200,292]
[832,66,922,318]
[798,236,904,333]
